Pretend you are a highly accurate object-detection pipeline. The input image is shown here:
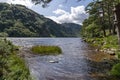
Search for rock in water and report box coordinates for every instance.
[49,60,59,63]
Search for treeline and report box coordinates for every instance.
[81,0,120,76]
[81,0,120,49]
[81,0,119,38]
[0,3,81,37]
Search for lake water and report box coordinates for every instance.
[8,38,117,80]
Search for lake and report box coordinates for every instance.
[8,38,117,80]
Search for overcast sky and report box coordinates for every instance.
[0,0,92,25]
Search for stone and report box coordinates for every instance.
[49,60,59,63]
[100,50,103,52]
[95,49,99,51]
[93,41,96,43]
[82,39,86,42]
[107,51,115,55]
[111,48,117,51]
[15,48,19,51]
[103,58,107,60]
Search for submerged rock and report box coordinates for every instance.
[49,60,59,63]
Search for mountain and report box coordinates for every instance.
[61,23,81,37]
[0,3,81,37]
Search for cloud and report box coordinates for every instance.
[47,6,88,25]
[6,0,33,8]
[0,0,7,2]
[53,9,69,15]
[58,4,63,8]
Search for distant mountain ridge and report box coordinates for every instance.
[61,23,81,37]
[0,3,81,37]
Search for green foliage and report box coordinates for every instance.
[81,0,120,49]
[31,45,62,55]
[81,0,117,38]
[0,39,32,80]
[81,16,102,38]
[85,22,101,37]
[0,3,80,37]
[116,52,120,58]
[110,63,120,76]
[5,25,37,37]
[61,23,81,37]
[81,0,120,77]
[84,35,119,50]
[5,54,32,80]
[0,39,12,54]
[101,35,118,49]
[31,0,52,7]
[0,32,8,37]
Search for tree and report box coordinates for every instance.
[82,0,106,37]
[31,0,52,7]
[114,3,120,46]
[23,0,120,47]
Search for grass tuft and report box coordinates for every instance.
[31,45,62,55]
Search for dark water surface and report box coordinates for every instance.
[8,38,118,80]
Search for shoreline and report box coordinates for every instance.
[82,37,119,58]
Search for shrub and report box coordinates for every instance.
[110,63,120,76]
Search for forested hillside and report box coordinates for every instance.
[0,3,81,37]
[61,23,81,37]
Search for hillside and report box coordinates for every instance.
[0,3,81,37]
[61,23,81,37]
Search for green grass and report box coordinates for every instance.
[102,35,118,49]
[0,38,32,80]
[84,35,119,50]
[5,53,32,80]
[31,45,62,55]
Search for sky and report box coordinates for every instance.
[0,0,92,25]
